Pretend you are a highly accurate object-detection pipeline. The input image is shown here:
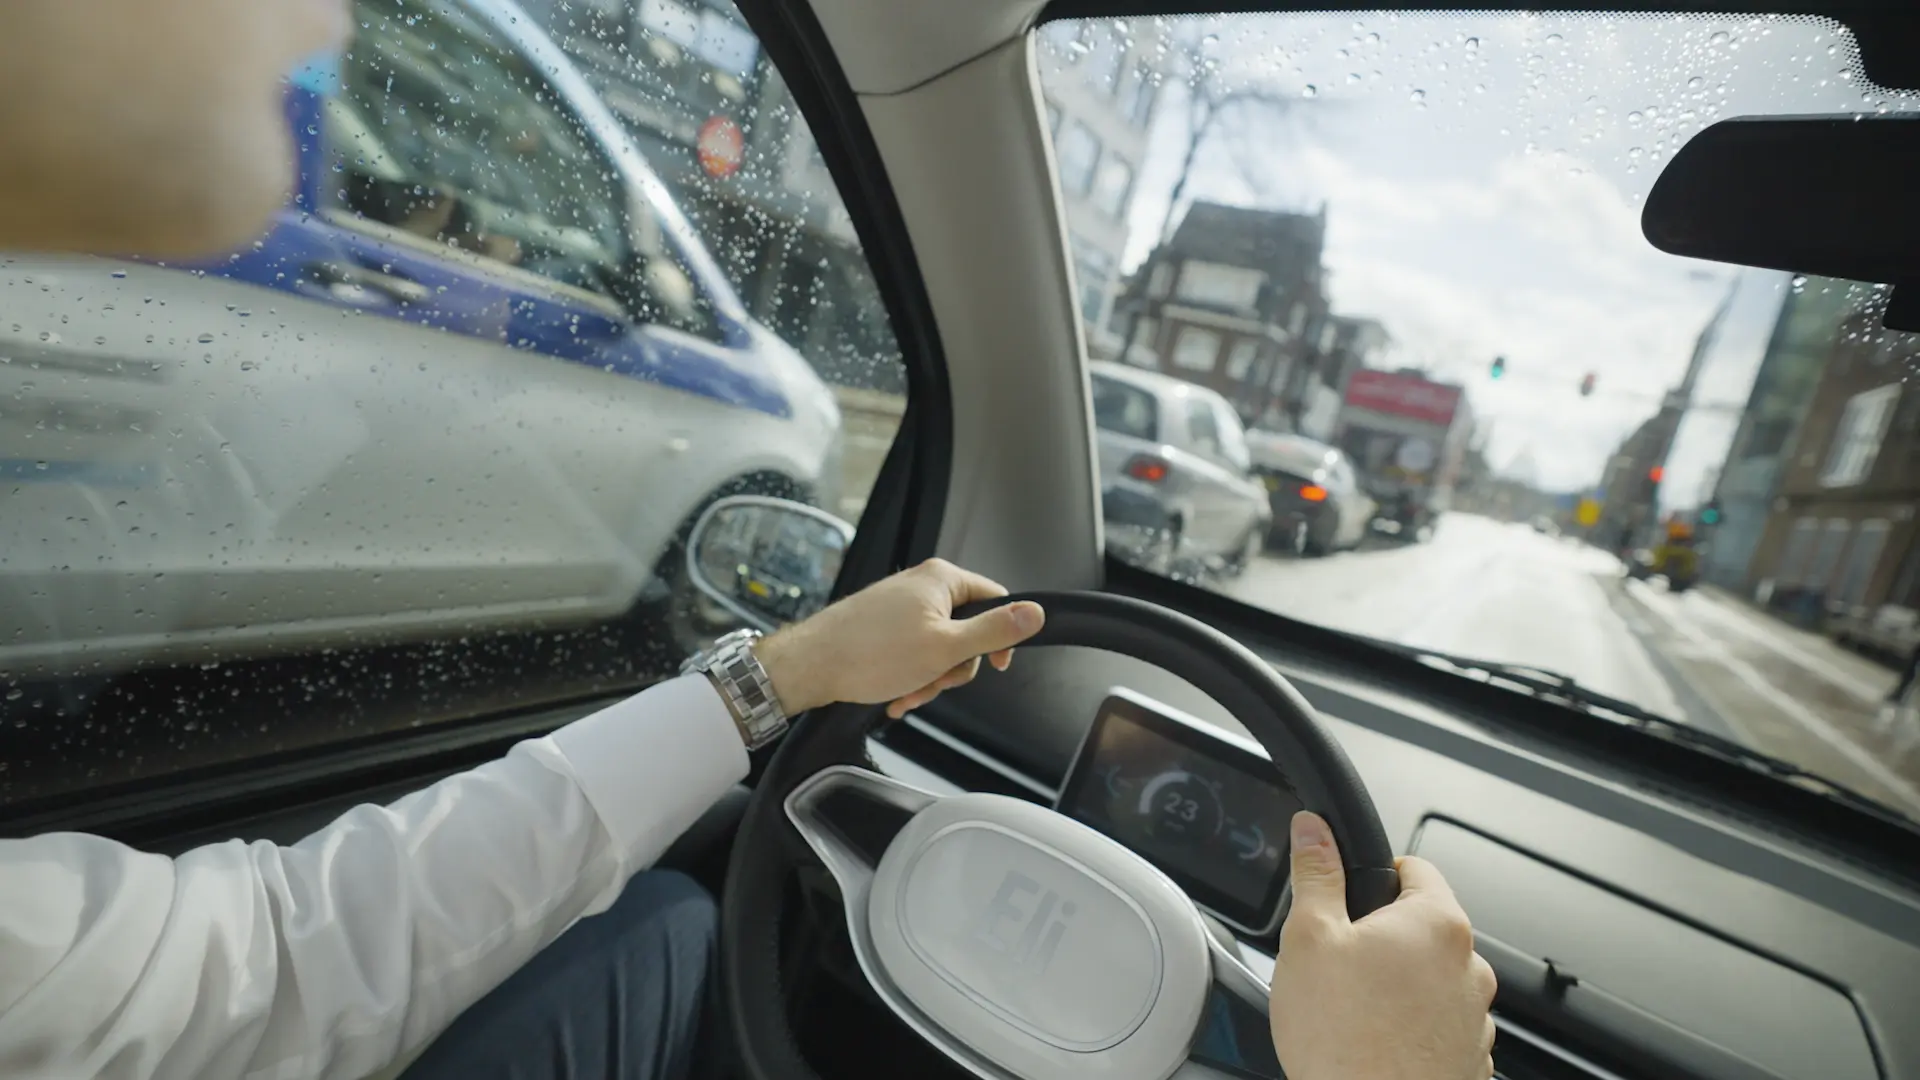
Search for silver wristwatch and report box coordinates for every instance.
[679,629,789,751]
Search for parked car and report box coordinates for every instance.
[1089,361,1271,577]
[1828,604,1920,666]
[0,0,843,677]
[1244,430,1376,555]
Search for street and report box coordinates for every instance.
[1220,513,1920,818]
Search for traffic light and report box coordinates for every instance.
[1579,372,1596,397]
[1700,500,1722,526]
[1490,356,1507,380]
[1648,466,1665,484]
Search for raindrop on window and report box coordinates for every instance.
[1302,84,1318,98]
[1409,89,1427,106]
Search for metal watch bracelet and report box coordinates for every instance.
[681,629,789,751]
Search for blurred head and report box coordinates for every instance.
[0,0,350,258]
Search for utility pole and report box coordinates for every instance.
[1645,273,1741,513]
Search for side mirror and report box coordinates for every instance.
[686,495,855,631]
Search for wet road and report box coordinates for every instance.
[1219,513,1920,819]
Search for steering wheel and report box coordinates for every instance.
[720,591,1398,1080]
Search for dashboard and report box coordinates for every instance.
[135,624,1920,1080]
[1053,686,1300,935]
[880,632,1920,1080]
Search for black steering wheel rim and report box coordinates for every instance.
[719,590,1398,1080]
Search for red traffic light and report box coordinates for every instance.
[1648,466,1665,483]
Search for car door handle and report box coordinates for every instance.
[306,260,431,304]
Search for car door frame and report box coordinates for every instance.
[728,0,957,587]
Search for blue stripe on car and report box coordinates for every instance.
[171,79,791,421]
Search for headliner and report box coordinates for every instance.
[804,0,1919,96]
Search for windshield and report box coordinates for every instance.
[1040,11,1920,823]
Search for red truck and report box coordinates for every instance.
[1332,369,1473,542]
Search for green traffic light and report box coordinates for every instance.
[1700,507,1721,525]
[1490,357,1506,380]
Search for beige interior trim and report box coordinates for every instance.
[807,0,1043,95]
[857,33,1105,590]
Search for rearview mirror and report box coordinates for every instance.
[1644,114,1920,327]
[685,495,854,631]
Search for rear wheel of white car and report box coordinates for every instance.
[1270,516,1310,556]
[1223,526,1262,578]
[1142,522,1181,576]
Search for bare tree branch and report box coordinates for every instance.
[1155,64,1308,246]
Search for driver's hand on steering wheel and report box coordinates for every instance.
[754,558,1046,720]
[1270,811,1498,1080]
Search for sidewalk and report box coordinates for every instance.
[1614,577,1920,819]
[1687,585,1898,702]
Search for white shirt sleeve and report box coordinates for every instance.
[0,674,749,1080]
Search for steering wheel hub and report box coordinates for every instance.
[806,777,1214,1077]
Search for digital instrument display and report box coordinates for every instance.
[1055,688,1303,934]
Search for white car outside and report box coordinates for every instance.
[0,0,841,677]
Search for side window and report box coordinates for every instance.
[328,0,720,338]
[1091,157,1134,219]
[1055,121,1102,196]
[1185,399,1224,460]
[1777,517,1820,585]
[1213,401,1252,474]
[1819,383,1900,488]
[3,0,909,812]
[1091,375,1159,440]
[1171,325,1221,372]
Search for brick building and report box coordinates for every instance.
[1108,202,1380,437]
[1702,278,1855,589]
[1745,301,1920,623]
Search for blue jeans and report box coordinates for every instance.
[401,871,718,1080]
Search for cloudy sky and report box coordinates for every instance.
[1088,10,1907,502]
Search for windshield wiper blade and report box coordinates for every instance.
[1356,637,1913,829]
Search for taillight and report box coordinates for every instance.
[1124,455,1170,483]
[1299,484,1329,502]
